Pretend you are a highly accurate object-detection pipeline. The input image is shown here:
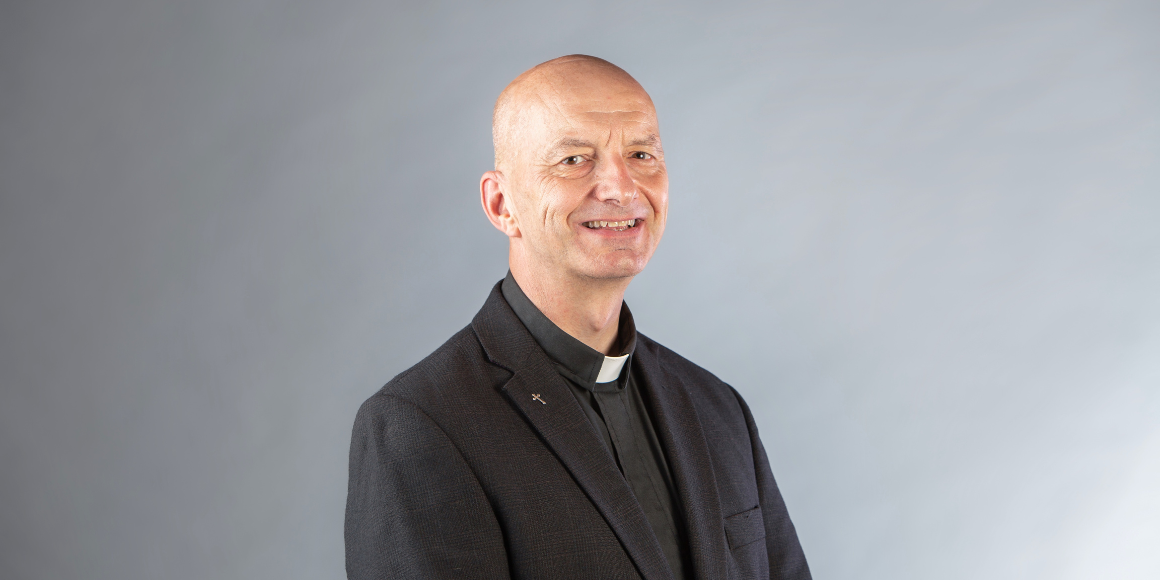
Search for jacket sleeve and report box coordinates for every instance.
[345,393,511,580]
[735,391,813,580]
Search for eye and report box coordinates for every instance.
[561,155,584,165]
[630,151,652,160]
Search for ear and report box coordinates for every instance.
[480,170,520,238]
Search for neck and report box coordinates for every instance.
[509,261,630,355]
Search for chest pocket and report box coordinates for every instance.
[724,506,766,549]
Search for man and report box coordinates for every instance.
[346,55,810,580]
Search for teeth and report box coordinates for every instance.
[585,219,636,229]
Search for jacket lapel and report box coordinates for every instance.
[633,336,729,580]
[472,284,673,580]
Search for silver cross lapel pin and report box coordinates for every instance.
[531,393,547,405]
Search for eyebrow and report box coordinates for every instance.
[627,134,661,149]
[551,138,596,152]
[547,134,663,156]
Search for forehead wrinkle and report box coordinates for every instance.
[582,109,650,115]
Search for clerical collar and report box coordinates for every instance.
[501,271,636,390]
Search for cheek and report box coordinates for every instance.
[643,178,669,220]
[538,179,589,225]
[653,188,669,213]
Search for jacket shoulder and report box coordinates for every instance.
[356,324,505,424]
[637,332,750,416]
[638,332,733,391]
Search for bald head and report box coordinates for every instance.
[479,55,668,294]
[492,55,656,171]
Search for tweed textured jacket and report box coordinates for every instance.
[345,282,811,580]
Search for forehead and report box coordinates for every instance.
[526,79,659,145]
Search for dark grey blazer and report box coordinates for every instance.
[346,282,811,580]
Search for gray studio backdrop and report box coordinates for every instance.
[2,0,1157,578]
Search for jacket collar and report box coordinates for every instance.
[472,280,727,580]
[500,270,636,390]
[472,281,673,580]
[632,335,729,580]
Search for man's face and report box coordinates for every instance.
[505,74,668,281]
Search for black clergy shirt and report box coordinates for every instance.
[501,272,691,580]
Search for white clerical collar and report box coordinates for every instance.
[596,353,629,383]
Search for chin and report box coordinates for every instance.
[578,254,650,280]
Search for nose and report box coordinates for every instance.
[593,155,637,206]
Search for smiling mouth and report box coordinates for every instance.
[583,219,638,232]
